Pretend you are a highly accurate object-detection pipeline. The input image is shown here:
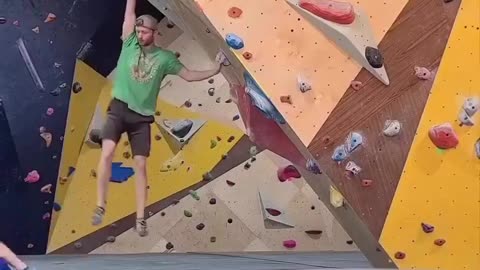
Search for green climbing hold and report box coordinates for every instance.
[189,190,200,200]
[184,210,192,217]
[210,139,217,149]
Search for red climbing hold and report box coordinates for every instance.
[243,52,252,60]
[228,7,243,18]
[265,208,282,216]
[421,222,434,233]
[277,165,301,182]
[299,0,355,25]
[428,123,459,149]
[434,239,446,246]
[24,170,40,183]
[283,240,297,248]
[361,179,372,187]
[394,251,406,260]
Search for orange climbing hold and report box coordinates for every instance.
[280,95,293,104]
[299,0,355,25]
[428,123,459,149]
[228,7,243,18]
[361,179,373,187]
[394,251,406,259]
[434,238,446,246]
[243,52,252,60]
[277,165,301,182]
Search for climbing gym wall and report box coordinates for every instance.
[146,0,477,268]
[0,0,121,254]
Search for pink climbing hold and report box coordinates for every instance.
[299,0,356,25]
[428,123,459,149]
[46,107,54,115]
[42,212,51,220]
[277,165,301,182]
[24,170,40,183]
[351,80,363,91]
[283,240,297,248]
[414,66,432,80]
[266,208,282,216]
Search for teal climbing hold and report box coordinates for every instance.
[226,33,244,49]
[332,145,347,162]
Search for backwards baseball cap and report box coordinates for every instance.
[135,14,158,31]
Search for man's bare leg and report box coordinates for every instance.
[133,155,148,236]
[0,242,28,270]
[92,139,117,225]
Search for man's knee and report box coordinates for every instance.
[133,156,147,170]
[100,139,117,161]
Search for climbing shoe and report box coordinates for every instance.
[91,206,105,226]
[135,218,148,237]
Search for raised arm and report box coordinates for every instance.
[122,0,137,40]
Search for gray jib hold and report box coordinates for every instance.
[106,236,116,243]
[383,120,401,137]
[365,46,384,68]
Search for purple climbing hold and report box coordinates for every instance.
[53,202,61,212]
[283,240,297,249]
[421,222,434,233]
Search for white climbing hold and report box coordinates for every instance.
[383,120,401,137]
[32,26,40,34]
[329,186,344,208]
[345,161,362,175]
[463,97,479,116]
[297,75,312,93]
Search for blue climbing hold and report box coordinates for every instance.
[345,132,363,153]
[0,258,9,270]
[53,202,61,212]
[226,33,244,49]
[110,162,134,183]
[332,145,348,162]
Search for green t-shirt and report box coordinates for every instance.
[112,32,183,116]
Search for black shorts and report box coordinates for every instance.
[101,98,154,157]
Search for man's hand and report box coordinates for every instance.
[122,0,137,40]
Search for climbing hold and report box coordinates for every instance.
[463,97,479,116]
[166,242,174,250]
[42,212,50,220]
[40,184,52,193]
[225,33,244,50]
[27,244,34,249]
[74,242,82,249]
[277,165,301,182]
[24,170,40,183]
[59,176,67,184]
[421,222,435,233]
[13,20,18,26]
[228,135,235,142]
[297,75,312,93]
[53,202,61,212]
[351,81,363,91]
[266,208,282,216]
[90,169,97,178]
[434,239,446,246]
[331,145,348,162]
[39,126,46,133]
[345,161,361,175]
[322,136,332,146]
[0,17,6,24]
[184,210,192,217]
[155,111,161,116]
[228,7,243,18]
[44,13,56,23]
[46,107,54,116]
[383,120,401,137]
[280,95,293,104]
[184,100,192,108]
[283,240,297,249]
[72,82,82,93]
[305,230,323,235]
[227,218,233,224]
[361,179,373,187]
[298,0,355,24]
[40,132,52,147]
[249,146,258,156]
[196,223,205,230]
[210,139,217,149]
[160,212,165,217]
[428,123,459,149]
[225,99,233,103]
[208,88,215,96]
[189,190,200,200]
[244,162,251,169]
[346,240,354,245]
[251,157,257,162]
[32,26,40,34]
[106,236,116,243]
[154,134,162,141]
[306,159,322,174]
[216,97,221,103]
[123,152,131,159]
[330,186,344,208]
[226,180,235,186]
[475,138,480,159]
[232,115,240,121]
[208,78,215,84]
[209,198,217,205]
[217,136,222,141]
[458,111,474,126]
[242,52,252,60]
[202,172,213,181]
[414,66,432,80]
[170,119,193,138]
[345,132,363,153]
[221,154,228,159]
[210,236,217,243]
[394,252,405,260]
[365,46,384,69]
[215,51,230,65]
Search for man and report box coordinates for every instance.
[0,242,30,270]
[92,0,224,237]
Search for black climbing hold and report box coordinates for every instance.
[209,198,216,205]
[365,46,384,68]
[0,17,6,24]
[227,136,235,142]
[50,87,61,96]
[166,242,174,250]
[221,154,228,160]
[305,230,323,235]
[227,218,233,224]
[161,212,166,216]
[202,172,213,181]
[166,22,175,28]
[72,82,82,93]
[210,236,216,243]
[196,223,205,230]
[172,200,180,205]
[244,162,251,169]
[155,111,161,116]
[346,240,354,245]
[208,78,214,84]
[250,157,256,162]
[53,202,61,212]
[225,99,233,103]
[311,205,315,210]
[208,88,215,96]
[232,115,240,121]
[198,103,203,107]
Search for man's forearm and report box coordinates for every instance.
[186,67,220,82]
[125,0,136,17]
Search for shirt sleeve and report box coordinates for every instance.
[122,31,138,47]
[164,51,184,75]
